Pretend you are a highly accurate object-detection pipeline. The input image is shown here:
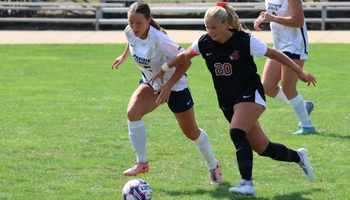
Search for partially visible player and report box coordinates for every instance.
[149,2,316,196]
[111,1,222,185]
[254,0,316,134]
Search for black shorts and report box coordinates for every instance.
[139,79,194,113]
[268,51,308,60]
[217,86,266,123]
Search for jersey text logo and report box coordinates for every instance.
[229,50,240,60]
[133,54,151,65]
[268,2,282,11]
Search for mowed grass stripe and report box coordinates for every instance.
[0,44,349,199]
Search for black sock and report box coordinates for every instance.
[259,141,300,163]
[230,128,253,180]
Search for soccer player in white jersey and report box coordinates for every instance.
[254,0,316,134]
[110,2,222,185]
[149,2,316,196]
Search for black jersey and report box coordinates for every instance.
[197,29,262,97]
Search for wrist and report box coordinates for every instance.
[161,63,171,72]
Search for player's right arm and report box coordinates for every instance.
[167,47,196,70]
[254,0,304,31]
[149,47,196,105]
[148,47,195,86]
[111,43,130,70]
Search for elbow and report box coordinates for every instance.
[266,47,278,59]
[296,20,304,28]
[183,60,192,69]
[294,17,304,28]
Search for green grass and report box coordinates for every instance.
[0,43,349,200]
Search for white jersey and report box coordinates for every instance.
[125,25,188,91]
[266,0,309,55]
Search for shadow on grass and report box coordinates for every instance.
[273,188,322,200]
[157,181,269,199]
[157,182,321,200]
[311,132,350,139]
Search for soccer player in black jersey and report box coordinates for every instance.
[149,2,316,197]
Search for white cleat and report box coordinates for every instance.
[229,179,255,196]
[297,148,314,181]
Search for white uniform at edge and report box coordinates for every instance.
[125,25,188,91]
[266,0,309,56]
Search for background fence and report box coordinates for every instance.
[1,1,350,30]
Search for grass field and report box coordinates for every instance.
[0,43,349,200]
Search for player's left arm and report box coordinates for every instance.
[152,58,192,105]
[163,59,192,89]
[264,47,316,86]
[149,48,196,105]
[148,47,195,86]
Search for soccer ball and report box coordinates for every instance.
[122,179,152,200]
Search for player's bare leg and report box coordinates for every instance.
[123,84,159,176]
[261,59,282,99]
[174,107,222,185]
[282,60,315,134]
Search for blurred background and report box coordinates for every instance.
[0,0,349,31]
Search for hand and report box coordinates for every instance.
[254,12,275,31]
[259,11,275,22]
[254,15,264,32]
[154,84,172,105]
[111,55,126,70]
[298,71,317,86]
[148,69,166,86]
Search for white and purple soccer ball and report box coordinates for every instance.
[122,179,152,200]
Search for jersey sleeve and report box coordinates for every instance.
[250,34,268,58]
[158,34,185,59]
[190,38,201,55]
[124,25,132,44]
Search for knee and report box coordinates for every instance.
[126,109,142,121]
[262,83,277,97]
[281,87,297,99]
[253,146,266,155]
[258,141,276,158]
[229,128,247,145]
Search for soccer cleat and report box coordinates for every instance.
[209,159,223,185]
[297,148,314,181]
[298,101,316,129]
[293,127,316,135]
[305,101,316,115]
[229,179,255,196]
[123,162,149,176]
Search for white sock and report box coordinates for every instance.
[289,94,313,128]
[128,119,147,163]
[192,129,217,170]
[273,86,290,105]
